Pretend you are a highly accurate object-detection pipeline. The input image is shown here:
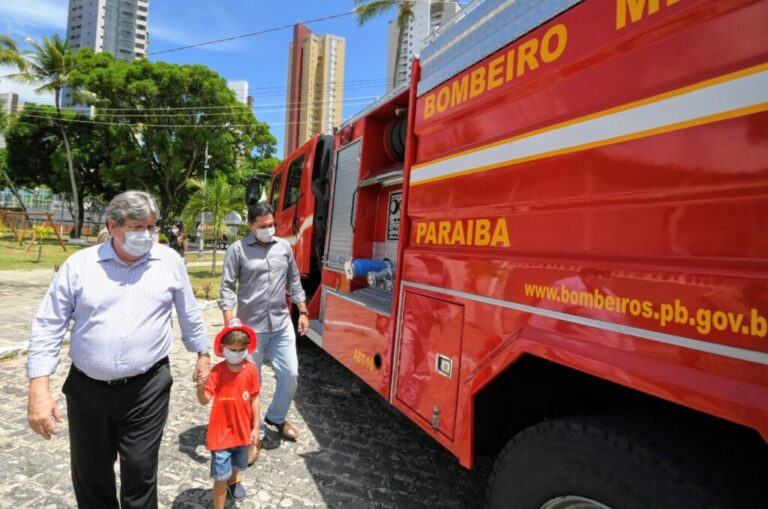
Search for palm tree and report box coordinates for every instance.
[0,35,27,71]
[354,0,414,89]
[0,35,30,215]
[182,176,245,276]
[7,35,81,239]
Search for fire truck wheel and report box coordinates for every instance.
[487,416,726,509]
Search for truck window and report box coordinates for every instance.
[283,154,305,210]
[271,173,283,212]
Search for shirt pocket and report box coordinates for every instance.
[266,251,288,273]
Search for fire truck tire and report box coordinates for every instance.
[487,416,730,509]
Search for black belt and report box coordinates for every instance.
[72,357,169,386]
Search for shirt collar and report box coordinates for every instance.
[97,240,161,266]
[245,232,277,246]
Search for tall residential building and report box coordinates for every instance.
[64,0,149,107]
[283,24,345,157]
[0,92,23,149]
[227,80,249,105]
[0,92,23,115]
[387,0,459,91]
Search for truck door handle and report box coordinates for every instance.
[350,188,358,232]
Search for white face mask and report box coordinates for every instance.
[122,229,154,257]
[223,347,248,364]
[254,226,275,243]
[171,227,179,235]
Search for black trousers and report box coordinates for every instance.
[62,360,173,509]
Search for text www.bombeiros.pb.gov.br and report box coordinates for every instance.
[524,283,767,338]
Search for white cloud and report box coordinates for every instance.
[0,0,67,31]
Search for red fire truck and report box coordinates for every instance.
[257,0,768,506]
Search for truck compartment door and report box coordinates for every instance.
[396,292,464,440]
[326,139,361,271]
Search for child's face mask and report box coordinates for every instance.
[223,347,248,364]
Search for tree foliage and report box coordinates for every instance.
[71,52,276,224]
[0,34,26,73]
[7,35,84,237]
[2,41,277,230]
[4,104,122,215]
[182,176,244,275]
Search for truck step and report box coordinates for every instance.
[305,319,324,347]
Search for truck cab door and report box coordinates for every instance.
[273,152,313,274]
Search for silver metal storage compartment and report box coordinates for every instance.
[326,139,361,270]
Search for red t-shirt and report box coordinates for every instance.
[204,361,260,451]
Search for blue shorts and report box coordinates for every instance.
[210,446,249,481]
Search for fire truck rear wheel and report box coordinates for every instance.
[486,416,726,509]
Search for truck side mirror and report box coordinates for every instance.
[246,178,262,207]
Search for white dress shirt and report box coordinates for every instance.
[27,241,209,381]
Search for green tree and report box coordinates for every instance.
[0,34,26,73]
[71,56,276,224]
[0,35,29,214]
[182,176,244,276]
[0,34,27,72]
[354,0,414,89]
[4,104,122,224]
[6,35,82,238]
[1,101,30,214]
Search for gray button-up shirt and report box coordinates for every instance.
[27,241,209,381]
[219,234,306,334]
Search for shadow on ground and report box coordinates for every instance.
[178,425,208,464]
[292,338,491,508]
[171,487,236,508]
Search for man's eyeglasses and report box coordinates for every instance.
[122,225,158,233]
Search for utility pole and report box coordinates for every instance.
[204,142,210,181]
[198,142,211,257]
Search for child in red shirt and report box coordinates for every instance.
[197,320,260,508]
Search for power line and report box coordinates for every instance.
[15,80,388,111]
[146,0,469,57]
[20,112,350,129]
[21,94,383,117]
[147,11,356,56]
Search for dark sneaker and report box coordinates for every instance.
[227,481,246,501]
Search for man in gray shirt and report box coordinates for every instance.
[220,202,308,458]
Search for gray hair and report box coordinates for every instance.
[104,190,159,226]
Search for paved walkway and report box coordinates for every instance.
[0,269,55,356]
[0,269,490,508]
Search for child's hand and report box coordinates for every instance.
[250,429,260,446]
[196,372,208,387]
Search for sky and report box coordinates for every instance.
[0,0,426,157]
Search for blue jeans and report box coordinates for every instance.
[210,446,248,481]
[250,326,298,439]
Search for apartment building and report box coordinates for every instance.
[283,24,345,157]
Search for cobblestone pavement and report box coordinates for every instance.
[0,269,491,508]
[0,269,56,355]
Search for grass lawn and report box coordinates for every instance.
[187,267,222,300]
[186,251,228,263]
[0,238,89,270]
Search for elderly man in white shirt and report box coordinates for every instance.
[26,190,211,509]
